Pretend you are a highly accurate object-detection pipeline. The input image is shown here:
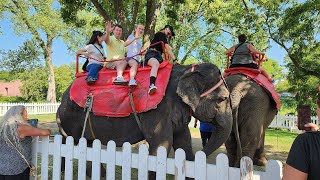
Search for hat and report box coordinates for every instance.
[164,25,175,37]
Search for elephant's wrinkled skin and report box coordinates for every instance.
[57,63,232,161]
[225,74,278,167]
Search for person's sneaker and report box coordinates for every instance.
[113,76,128,85]
[86,77,96,85]
[128,79,137,87]
[148,84,157,95]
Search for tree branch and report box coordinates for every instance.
[266,18,320,77]
[91,0,110,21]
[10,0,46,52]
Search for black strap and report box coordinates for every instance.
[230,42,245,63]
[233,42,245,54]
[93,44,106,59]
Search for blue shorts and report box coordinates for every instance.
[126,57,140,63]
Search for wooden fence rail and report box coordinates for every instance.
[31,135,282,180]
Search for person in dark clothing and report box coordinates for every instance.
[282,123,320,180]
[225,34,273,82]
[194,119,215,147]
[144,25,177,95]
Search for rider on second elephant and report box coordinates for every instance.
[225,34,273,82]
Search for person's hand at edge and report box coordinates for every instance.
[304,123,319,132]
[173,58,180,65]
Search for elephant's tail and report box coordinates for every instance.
[232,104,242,160]
[56,109,68,138]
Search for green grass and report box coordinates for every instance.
[265,128,299,159]
[28,113,56,123]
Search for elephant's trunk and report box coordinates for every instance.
[202,112,232,156]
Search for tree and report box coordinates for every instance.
[0,0,69,102]
[19,67,48,102]
[0,40,41,73]
[54,64,75,101]
[59,0,162,42]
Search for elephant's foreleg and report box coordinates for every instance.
[172,126,195,161]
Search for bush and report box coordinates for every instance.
[0,96,27,103]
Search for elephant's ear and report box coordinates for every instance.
[176,71,201,112]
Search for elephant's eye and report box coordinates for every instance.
[217,96,228,103]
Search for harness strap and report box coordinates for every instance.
[88,114,96,139]
[128,90,143,132]
[200,79,224,97]
[81,93,94,138]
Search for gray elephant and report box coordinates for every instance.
[224,74,278,167]
[57,63,233,169]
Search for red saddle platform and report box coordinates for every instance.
[70,61,173,117]
[224,67,281,110]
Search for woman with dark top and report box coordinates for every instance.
[282,122,320,180]
[144,25,177,94]
[225,34,273,82]
[0,105,51,180]
[76,31,106,84]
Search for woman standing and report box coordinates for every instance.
[0,105,51,180]
[76,31,106,84]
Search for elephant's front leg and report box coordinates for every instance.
[172,126,195,161]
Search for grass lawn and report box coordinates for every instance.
[28,113,56,123]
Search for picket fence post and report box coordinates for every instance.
[64,136,74,180]
[77,138,87,180]
[138,144,149,180]
[156,146,167,180]
[105,140,116,179]
[240,156,253,180]
[194,151,207,180]
[52,135,62,180]
[41,136,50,180]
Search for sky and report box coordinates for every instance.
[0,19,287,68]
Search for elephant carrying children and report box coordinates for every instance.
[57,63,233,175]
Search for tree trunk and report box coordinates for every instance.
[45,34,56,103]
[144,0,161,44]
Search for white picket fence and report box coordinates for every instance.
[31,135,282,180]
[268,115,319,131]
[0,102,60,116]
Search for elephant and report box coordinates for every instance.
[57,63,233,176]
[224,74,278,167]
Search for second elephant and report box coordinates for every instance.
[225,74,278,167]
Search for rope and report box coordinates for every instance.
[88,114,96,139]
[128,90,143,131]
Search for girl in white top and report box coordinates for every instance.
[125,24,145,86]
[76,31,106,84]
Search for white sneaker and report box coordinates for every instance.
[113,76,128,85]
[148,84,157,94]
[128,79,137,86]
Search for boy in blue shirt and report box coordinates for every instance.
[194,119,215,147]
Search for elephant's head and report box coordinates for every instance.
[177,63,232,156]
